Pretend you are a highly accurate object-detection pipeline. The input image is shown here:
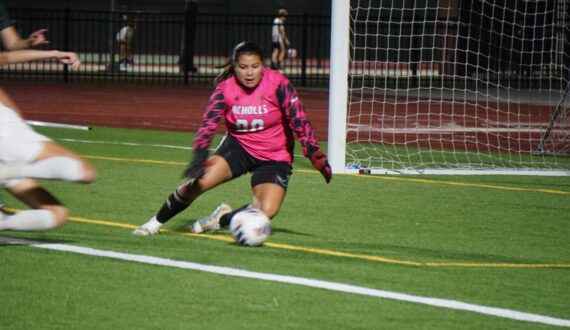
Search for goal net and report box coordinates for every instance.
[328,0,570,175]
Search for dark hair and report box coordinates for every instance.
[214,41,265,85]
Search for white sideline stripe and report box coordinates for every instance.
[57,138,307,158]
[2,236,569,328]
[57,138,193,150]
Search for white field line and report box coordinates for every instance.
[57,138,307,158]
[2,236,569,328]
[58,138,193,151]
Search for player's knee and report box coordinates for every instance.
[81,162,97,183]
[260,205,279,219]
[45,205,68,227]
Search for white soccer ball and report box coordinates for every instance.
[229,208,271,247]
[287,48,297,58]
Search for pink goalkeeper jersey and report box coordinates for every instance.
[193,67,321,164]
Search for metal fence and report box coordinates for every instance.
[0,8,332,87]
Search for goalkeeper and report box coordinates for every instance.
[133,41,331,236]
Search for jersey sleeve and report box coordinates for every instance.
[276,79,321,157]
[192,86,226,152]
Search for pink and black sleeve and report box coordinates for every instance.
[276,79,321,158]
[191,86,226,161]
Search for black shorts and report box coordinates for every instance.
[214,134,292,190]
[272,42,283,50]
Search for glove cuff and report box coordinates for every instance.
[191,148,208,163]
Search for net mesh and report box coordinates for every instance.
[346,0,570,173]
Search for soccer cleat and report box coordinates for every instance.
[131,226,158,236]
[190,203,232,234]
[131,217,162,236]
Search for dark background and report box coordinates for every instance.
[5,0,331,15]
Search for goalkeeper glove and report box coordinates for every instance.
[310,150,332,184]
[183,148,208,179]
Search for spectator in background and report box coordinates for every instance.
[0,0,48,50]
[271,8,290,71]
[116,16,135,71]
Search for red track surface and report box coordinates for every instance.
[3,82,331,138]
[4,82,565,154]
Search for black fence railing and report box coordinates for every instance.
[3,7,567,89]
[1,8,332,86]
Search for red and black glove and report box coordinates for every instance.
[310,150,332,184]
[182,148,209,180]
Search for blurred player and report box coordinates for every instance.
[0,47,95,231]
[133,41,331,236]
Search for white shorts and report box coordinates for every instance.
[0,104,51,164]
[1,104,51,188]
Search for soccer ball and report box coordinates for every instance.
[287,48,297,58]
[229,208,271,246]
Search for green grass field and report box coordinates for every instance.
[1,125,569,329]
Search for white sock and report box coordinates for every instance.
[3,157,84,182]
[142,216,162,233]
[0,210,58,231]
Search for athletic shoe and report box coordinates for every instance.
[131,226,157,236]
[190,203,232,234]
[131,217,162,236]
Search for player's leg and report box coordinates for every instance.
[271,47,280,70]
[189,135,258,234]
[118,42,128,70]
[133,155,233,235]
[0,141,96,183]
[0,179,67,231]
[271,41,283,70]
[217,161,290,229]
[0,105,96,184]
[278,43,287,67]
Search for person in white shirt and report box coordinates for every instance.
[116,17,135,71]
[270,8,290,71]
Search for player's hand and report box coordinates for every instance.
[182,149,208,180]
[28,29,49,47]
[310,150,332,183]
[57,51,81,69]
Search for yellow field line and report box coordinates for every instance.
[82,155,186,166]
[2,210,563,269]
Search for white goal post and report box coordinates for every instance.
[328,0,570,175]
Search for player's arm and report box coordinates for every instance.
[183,87,227,179]
[0,49,80,68]
[277,80,332,183]
[0,26,48,50]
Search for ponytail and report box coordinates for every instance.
[213,58,234,85]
